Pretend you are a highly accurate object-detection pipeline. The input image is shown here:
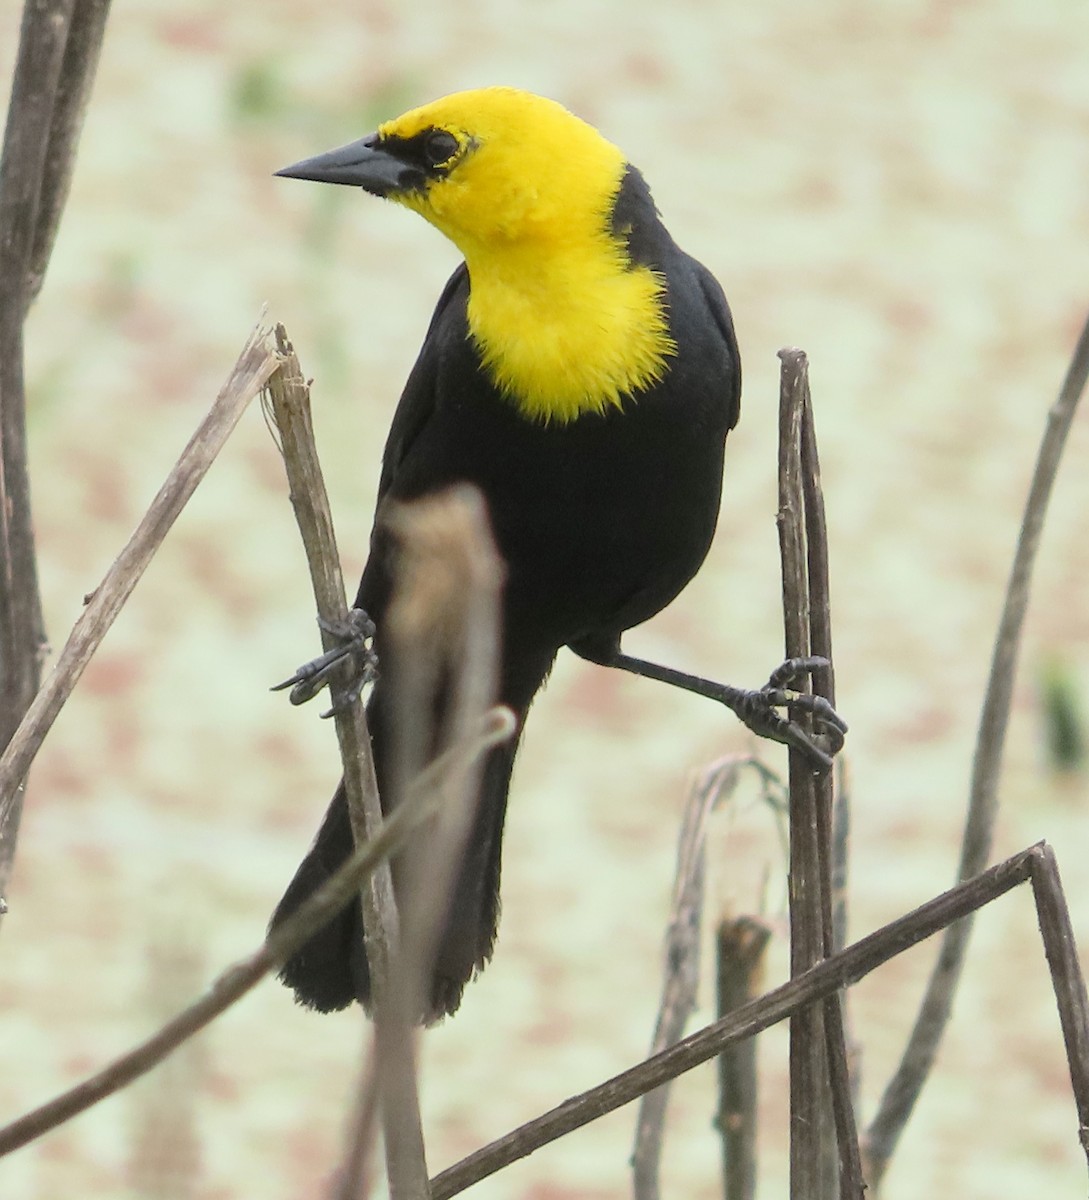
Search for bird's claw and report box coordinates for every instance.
[272,608,378,716]
[734,656,847,772]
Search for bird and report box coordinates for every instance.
[269,86,843,1022]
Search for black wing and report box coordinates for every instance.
[354,263,469,613]
[694,260,742,434]
[374,263,470,502]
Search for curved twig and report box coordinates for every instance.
[0,320,279,825]
[863,308,1089,1183]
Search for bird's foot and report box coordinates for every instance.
[726,656,847,772]
[272,607,378,717]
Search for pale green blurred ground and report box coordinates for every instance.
[2,2,1089,1198]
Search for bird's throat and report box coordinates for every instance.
[463,245,675,424]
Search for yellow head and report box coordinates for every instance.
[277,87,675,422]
[375,88,626,255]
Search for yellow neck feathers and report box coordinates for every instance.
[381,88,675,423]
[462,223,674,424]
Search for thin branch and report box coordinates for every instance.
[264,324,420,1199]
[631,756,745,1200]
[715,915,771,1200]
[378,486,505,1024]
[0,318,279,850]
[264,326,400,993]
[0,0,115,911]
[800,372,864,1198]
[377,488,504,1200]
[0,715,514,1159]
[863,307,1089,1184]
[0,0,75,305]
[775,352,813,664]
[0,0,77,918]
[26,0,113,307]
[429,844,1042,1200]
[776,348,837,1200]
[830,760,861,1110]
[830,759,851,959]
[1028,843,1089,1165]
[799,385,836,716]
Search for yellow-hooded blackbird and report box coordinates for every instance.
[270,87,843,1021]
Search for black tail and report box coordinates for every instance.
[269,729,519,1021]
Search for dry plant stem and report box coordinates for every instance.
[1029,843,1089,1159]
[0,319,279,835]
[264,327,419,1200]
[800,378,864,1197]
[799,395,835,717]
[264,326,399,978]
[0,734,506,1158]
[776,348,837,1200]
[629,779,709,1200]
[344,700,512,1200]
[0,0,75,915]
[380,488,504,1022]
[830,762,850,958]
[373,1026,427,1200]
[778,351,864,1198]
[864,307,1089,1185]
[429,844,1044,1200]
[716,917,771,1200]
[631,758,743,1200]
[830,762,861,1108]
[1,0,114,913]
[371,488,503,1200]
[26,0,113,307]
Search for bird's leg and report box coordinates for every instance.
[601,652,847,771]
[272,607,378,716]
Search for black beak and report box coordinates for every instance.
[275,136,412,197]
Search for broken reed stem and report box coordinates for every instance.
[776,349,827,1200]
[631,757,744,1200]
[331,708,518,1200]
[379,485,505,1025]
[428,844,1045,1199]
[830,761,851,959]
[1029,843,1089,1162]
[777,348,862,1199]
[264,325,424,1200]
[799,372,865,1198]
[716,916,772,1200]
[0,319,279,834]
[371,486,505,1200]
[863,307,1089,1185]
[264,328,401,985]
[829,759,862,1116]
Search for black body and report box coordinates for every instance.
[270,168,741,1019]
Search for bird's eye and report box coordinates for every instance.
[423,130,459,168]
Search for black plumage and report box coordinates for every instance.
[270,94,742,1020]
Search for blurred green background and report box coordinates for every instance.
[2,1,1088,1197]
